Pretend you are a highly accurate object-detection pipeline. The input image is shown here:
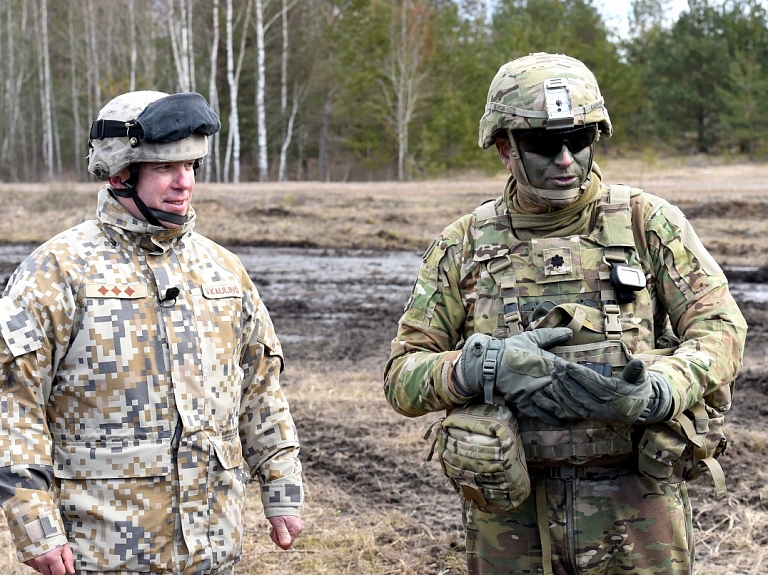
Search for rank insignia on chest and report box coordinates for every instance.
[542,248,572,276]
[85,283,148,299]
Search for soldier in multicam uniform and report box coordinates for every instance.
[384,53,747,574]
[0,91,304,574]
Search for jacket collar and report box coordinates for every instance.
[96,186,195,253]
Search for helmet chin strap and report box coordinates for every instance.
[109,164,187,228]
[508,136,594,207]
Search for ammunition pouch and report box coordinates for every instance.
[424,402,530,511]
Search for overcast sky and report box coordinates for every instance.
[593,0,690,38]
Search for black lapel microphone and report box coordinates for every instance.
[159,287,180,306]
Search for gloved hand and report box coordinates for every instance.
[530,358,674,425]
[454,328,573,415]
[636,370,676,424]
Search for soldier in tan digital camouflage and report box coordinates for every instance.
[0,91,304,574]
[384,53,747,574]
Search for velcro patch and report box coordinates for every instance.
[202,283,242,299]
[85,283,148,299]
[542,247,572,276]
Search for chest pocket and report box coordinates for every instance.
[191,283,245,436]
[531,237,584,284]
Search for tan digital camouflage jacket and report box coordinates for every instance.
[0,187,303,573]
[385,170,747,424]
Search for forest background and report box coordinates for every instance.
[2,0,768,185]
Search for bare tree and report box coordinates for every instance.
[68,2,83,179]
[1,0,28,181]
[206,0,221,182]
[85,0,101,130]
[276,0,305,182]
[253,0,300,181]
[278,81,310,182]
[253,0,269,181]
[224,0,252,183]
[168,0,196,92]
[34,0,55,179]
[277,0,289,181]
[129,0,137,91]
[380,0,431,182]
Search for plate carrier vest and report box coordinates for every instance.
[468,184,728,499]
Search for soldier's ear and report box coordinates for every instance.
[495,136,515,170]
[109,168,131,189]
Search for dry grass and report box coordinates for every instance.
[0,158,767,573]
[3,158,768,266]
[237,486,464,575]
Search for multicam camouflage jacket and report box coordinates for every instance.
[0,187,303,573]
[385,168,747,452]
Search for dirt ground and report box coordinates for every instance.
[0,159,766,573]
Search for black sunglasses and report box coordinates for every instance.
[514,125,598,157]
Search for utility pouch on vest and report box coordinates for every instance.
[423,402,530,511]
[630,346,730,498]
[638,400,728,498]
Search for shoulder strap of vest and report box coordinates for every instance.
[608,183,631,205]
[474,199,500,222]
[603,184,636,264]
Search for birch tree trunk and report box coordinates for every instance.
[186,0,196,92]
[381,0,430,182]
[1,1,23,180]
[35,0,54,179]
[129,0,137,91]
[85,0,100,136]
[169,0,194,92]
[206,0,221,183]
[224,0,239,182]
[254,0,268,181]
[278,83,307,182]
[277,0,289,181]
[67,2,82,178]
[224,0,252,182]
[280,0,287,115]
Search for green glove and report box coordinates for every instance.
[636,371,675,424]
[530,358,674,424]
[454,328,573,416]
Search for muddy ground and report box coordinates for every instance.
[0,161,767,573]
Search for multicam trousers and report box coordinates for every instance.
[463,465,694,574]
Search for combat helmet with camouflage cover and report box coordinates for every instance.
[87,90,220,227]
[478,52,612,149]
[478,52,612,207]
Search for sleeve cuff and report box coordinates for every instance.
[2,488,68,562]
[263,505,302,519]
[260,480,304,515]
[439,351,472,405]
